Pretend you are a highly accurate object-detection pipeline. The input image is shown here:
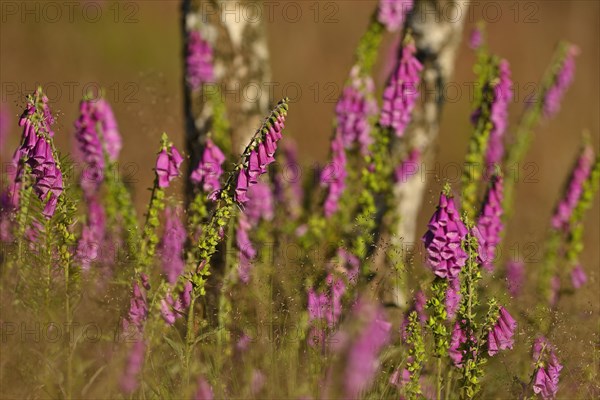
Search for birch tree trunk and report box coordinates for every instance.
[182,0,271,198]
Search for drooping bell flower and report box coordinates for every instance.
[233,100,287,204]
[380,39,422,137]
[506,260,524,297]
[486,60,513,165]
[155,142,184,188]
[95,98,122,162]
[477,175,504,271]
[377,0,414,32]
[487,306,517,356]
[532,338,562,399]
[551,144,594,230]
[570,265,587,289]
[190,138,225,194]
[160,282,193,326]
[120,339,146,394]
[321,134,347,218]
[543,44,578,119]
[344,301,391,398]
[13,89,63,218]
[336,66,378,155]
[76,197,107,270]
[186,30,214,90]
[422,189,468,279]
[160,206,186,284]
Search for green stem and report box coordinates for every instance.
[437,357,442,400]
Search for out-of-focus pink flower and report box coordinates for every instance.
[160,206,186,284]
[486,60,513,165]
[445,278,461,320]
[344,301,391,398]
[570,265,587,289]
[551,144,594,230]
[477,175,504,271]
[190,139,225,194]
[195,376,214,400]
[449,322,467,366]
[186,30,214,89]
[395,148,420,183]
[506,260,524,296]
[377,0,414,32]
[321,134,347,218]
[543,44,578,119]
[380,41,422,137]
[120,339,146,394]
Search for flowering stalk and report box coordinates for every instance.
[405,310,426,399]
[139,134,183,273]
[476,174,504,271]
[503,42,578,217]
[461,53,500,219]
[186,98,289,296]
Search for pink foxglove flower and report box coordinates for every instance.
[445,278,461,320]
[469,27,483,50]
[543,44,578,119]
[395,148,420,183]
[320,134,347,218]
[76,197,106,270]
[160,206,186,284]
[532,338,562,399]
[487,306,517,356]
[380,40,422,137]
[186,30,214,89]
[190,138,225,194]
[120,339,146,394]
[377,0,414,32]
[155,143,184,188]
[570,265,587,289]
[344,301,391,398]
[245,182,274,224]
[13,89,63,218]
[477,175,504,271]
[486,60,513,165]
[551,144,594,230]
[75,100,105,195]
[234,105,286,204]
[336,66,378,154]
[195,376,214,400]
[506,260,524,296]
[422,190,468,279]
[122,275,150,334]
[449,322,467,366]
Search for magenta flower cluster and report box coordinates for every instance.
[190,138,226,194]
[551,144,594,230]
[320,134,347,218]
[186,30,214,90]
[477,175,504,271]
[234,111,285,204]
[336,66,378,155]
[532,337,563,399]
[486,60,513,165]
[543,45,578,119]
[422,191,468,279]
[380,41,422,137]
[377,0,414,32]
[12,91,63,217]
[156,144,184,188]
[487,306,517,356]
[76,197,106,270]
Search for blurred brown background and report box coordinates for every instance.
[1,0,598,370]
